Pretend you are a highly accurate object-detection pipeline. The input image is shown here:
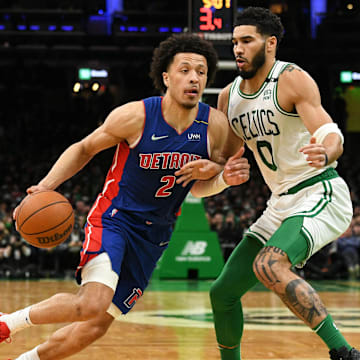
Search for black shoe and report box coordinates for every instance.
[330,347,360,360]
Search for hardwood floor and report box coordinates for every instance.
[1,279,359,359]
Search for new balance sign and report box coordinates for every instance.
[181,241,207,255]
[176,241,210,262]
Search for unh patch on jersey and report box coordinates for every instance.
[187,133,201,141]
[124,288,143,309]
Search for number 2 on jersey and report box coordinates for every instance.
[155,175,176,197]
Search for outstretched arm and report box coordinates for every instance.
[28,129,116,193]
[26,102,144,194]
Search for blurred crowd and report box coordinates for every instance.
[1,151,360,280]
[0,192,92,279]
[1,64,360,281]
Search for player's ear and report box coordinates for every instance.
[162,72,169,88]
[266,35,277,53]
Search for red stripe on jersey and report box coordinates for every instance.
[78,221,103,267]
[206,107,211,159]
[103,141,130,201]
[87,142,130,222]
[80,142,130,265]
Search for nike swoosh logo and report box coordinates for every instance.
[159,241,170,246]
[151,134,168,141]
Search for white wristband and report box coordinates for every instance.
[313,123,344,145]
[190,170,230,198]
[215,170,229,189]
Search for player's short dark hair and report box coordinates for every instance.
[149,33,218,93]
[234,7,284,49]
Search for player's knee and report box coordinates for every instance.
[75,289,113,320]
[209,280,222,310]
[252,255,271,288]
[87,320,111,341]
[210,278,235,312]
[77,300,103,319]
[252,246,286,290]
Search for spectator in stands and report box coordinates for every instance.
[336,222,360,279]
[7,234,35,278]
[0,222,12,277]
[302,242,344,280]
[217,210,241,262]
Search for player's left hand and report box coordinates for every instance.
[299,137,328,168]
[175,160,223,187]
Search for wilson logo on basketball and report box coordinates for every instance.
[124,288,143,309]
[36,223,73,244]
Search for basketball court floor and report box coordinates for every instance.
[1,278,359,359]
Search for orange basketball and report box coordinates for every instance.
[15,190,75,249]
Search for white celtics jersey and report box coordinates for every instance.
[228,60,332,195]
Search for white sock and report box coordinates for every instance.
[1,306,34,334]
[15,346,40,360]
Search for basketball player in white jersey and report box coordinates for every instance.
[177,6,359,360]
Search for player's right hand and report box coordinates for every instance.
[223,147,250,186]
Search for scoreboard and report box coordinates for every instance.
[190,0,234,41]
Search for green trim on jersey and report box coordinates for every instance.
[273,62,300,117]
[280,168,338,196]
[322,179,333,202]
[236,60,278,99]
[227,79,237,117]
[301,225,315,259]
[288,179,333,218]
[245,229,267,244]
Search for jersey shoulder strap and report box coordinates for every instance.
[196,101,210,124]
[270,60,297,80]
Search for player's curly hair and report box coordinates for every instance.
[149,33,218,93]
[234,7,284,49]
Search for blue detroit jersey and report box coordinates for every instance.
[99,96,210,225]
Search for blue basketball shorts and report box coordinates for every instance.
[76,203,172,315]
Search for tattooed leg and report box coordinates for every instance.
[253,246,328,328]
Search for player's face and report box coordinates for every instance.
[294,286,314,309]
[232,25,267,79]
[163,52,208,109]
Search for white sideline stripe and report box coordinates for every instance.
[116,307,360,333]
[111,144,120,172]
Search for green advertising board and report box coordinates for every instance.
[156,193,224,279]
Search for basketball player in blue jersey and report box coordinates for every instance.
[1,33,250,360]
[179,7,359,360]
